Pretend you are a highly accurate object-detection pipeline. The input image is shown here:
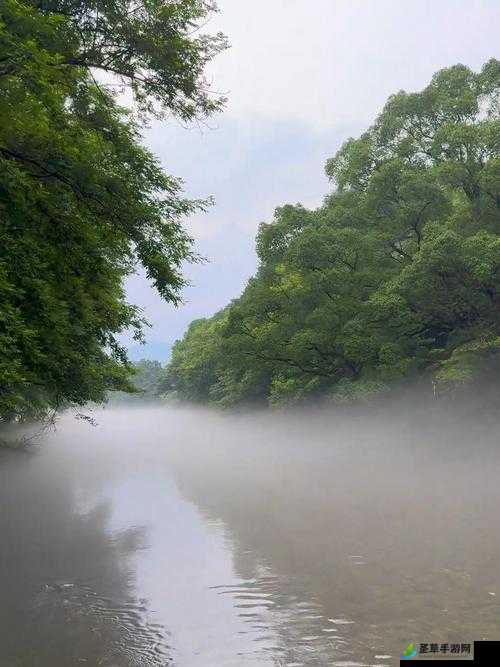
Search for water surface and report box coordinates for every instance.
[1,404,499,666]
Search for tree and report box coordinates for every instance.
[0,0,226,421]
[164,60,500,407]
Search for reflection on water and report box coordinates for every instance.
[0,441,172,667]
[1,403,500,666]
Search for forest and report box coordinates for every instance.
[1,1,499,419]
[162,60,500,407]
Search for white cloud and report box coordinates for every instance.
[208,0,499,127]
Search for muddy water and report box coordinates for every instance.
[1,404,499,666]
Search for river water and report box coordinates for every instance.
[1,403,499,666]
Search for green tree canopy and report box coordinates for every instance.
[165,60,500,407]
[0,0,226,421]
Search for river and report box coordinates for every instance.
[1,403,499,666]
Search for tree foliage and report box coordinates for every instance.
[0,0,225,421]
[165,61,500,407]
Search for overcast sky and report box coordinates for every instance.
[125,0,500,361]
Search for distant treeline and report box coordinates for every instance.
[161,61,500,407]
[109,360,164,404]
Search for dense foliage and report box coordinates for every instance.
[165,61,500,407]
[0,0,225,421]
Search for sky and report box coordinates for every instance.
[124,0,500,362]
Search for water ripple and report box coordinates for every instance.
[34,582,172,666]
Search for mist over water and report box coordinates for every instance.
[1,400,499,666]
